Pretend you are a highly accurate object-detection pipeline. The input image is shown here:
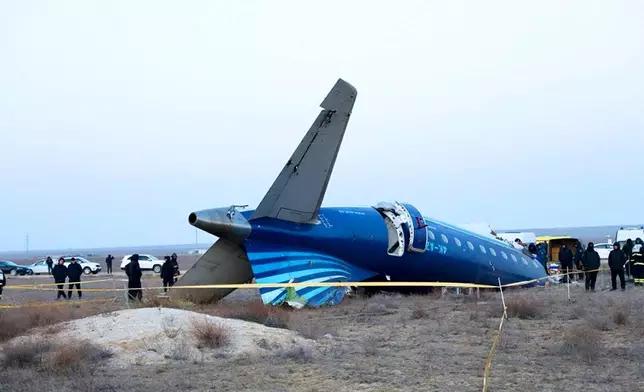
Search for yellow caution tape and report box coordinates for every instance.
[1,267,612,293]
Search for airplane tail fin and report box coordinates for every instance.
[250,78,357,224]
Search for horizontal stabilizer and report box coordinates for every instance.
[244,239,377,307]
[169,239,253,303]
[250,78,358,224]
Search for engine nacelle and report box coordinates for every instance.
[188,206,251,244]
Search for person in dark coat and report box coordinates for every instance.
[126,254,143,301]
[105,254,114,275]
[170,253,180,283]
[574,242,585,281]
[52,257,68,299]
[558,244,574,283]
[46,256,53,275]
[582,242,601,292]
[0,269,5,300]
[631,238,644,286]
[623,238,634,278]
[608,242,627,291]
[160,256,175,293]
[66,257,83,299]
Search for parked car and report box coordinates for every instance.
[120,254,163,273]
[593,243,612,259]
[25,259,50,275]
[27,256,101,275]
[0,260,32,276]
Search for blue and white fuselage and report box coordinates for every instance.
[246,206,545,306]
[172,78,548,307]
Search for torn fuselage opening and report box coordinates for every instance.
[374,202,408,257]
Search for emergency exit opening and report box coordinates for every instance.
[374,201,408,257]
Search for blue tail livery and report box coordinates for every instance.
[171,78,547,307]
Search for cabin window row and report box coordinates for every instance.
[427,230,541,269]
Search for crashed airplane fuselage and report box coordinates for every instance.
[171,78,547,307]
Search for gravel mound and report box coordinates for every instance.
[18,307,314,367]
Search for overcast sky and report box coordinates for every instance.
[1,0,642,252]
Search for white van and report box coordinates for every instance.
[616,227,644,245]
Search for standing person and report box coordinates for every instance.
[105,254,114,275]
[574,242,585,281]
[52,257,68,300]
[529,243,547,275]
[608,242,627,291]
[126,254,143,301]
[160,256,175,293]
[0,269,5,301]
[46,256,53,275]
[558,244,574,283]
[66,257,83,299]
[623,238,634,279]
[582,242,601,292]
[170,253,180,283]
[631,238,644,286]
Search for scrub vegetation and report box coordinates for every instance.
[1,273,643,392]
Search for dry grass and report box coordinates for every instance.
[189,317,231,349]
[210,300,291,329]
[612,307,630,326]
[0,301,122,343]
[1,338,53,367]
[45,341,114,375]
[409,301,429,319]
[2,275,644,391]
[1,337,112,374]
[558,325,602,363]
[505,297,543,319]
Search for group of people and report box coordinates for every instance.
[52,257,84,299]
[124,253,180,301]
[555,239,644,292]
[607,238,644,290]
[556,242,602,291]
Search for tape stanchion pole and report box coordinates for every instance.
[124,281,129,308]
[567,271,571,301]
[497,277,507,320]
[482,309,505,392]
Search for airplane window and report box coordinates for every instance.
[532,260,540,268]
[467,241,474,250]
[479,245,486,254]
[501,251,508,260]
[454,238,462,247]
[428,231,435,240]
[522,257,529,265]
[511,254,518,263]
[441,234,448,244]
[489,248,497,257]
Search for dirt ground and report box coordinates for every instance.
[1,268,644,392]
